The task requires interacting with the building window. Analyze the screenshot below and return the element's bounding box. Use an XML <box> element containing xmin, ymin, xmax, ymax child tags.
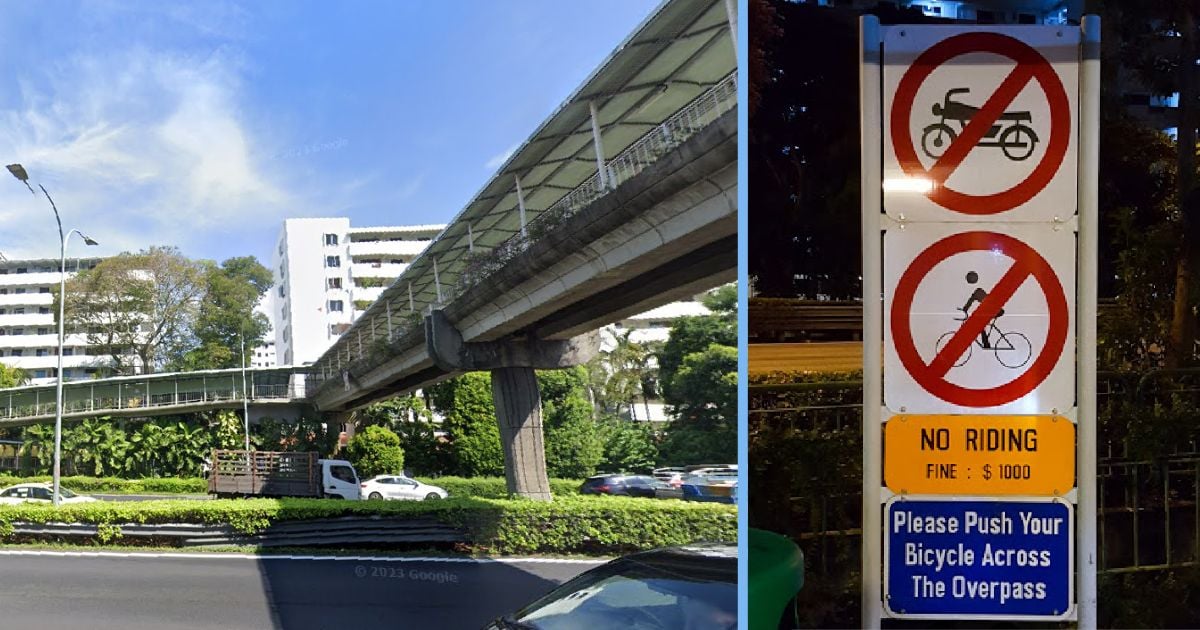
<box><xmin>38</xmin><ymin>307</ymin><xmax>48</xmax><ymax>315</ymax></box>
<box><xmin>36</xmin><ymin>349</ymin><xmax>47</xmax><ymax>357</ymax></box>
<box><xmin>37</xmin><ymin>328</ymin><xmax>47</xmax><ymax>335</ymax></box>
<box><xmin>63</xmin><ymin>348</ymin><xmax>74</xmax><ymax>356</ymax></box>
<box><xmin>14</xmin><ymin>288</ymin><xmax>24</xmax><ymax>294</ymax></box>
<box><xmin>328</xmin><ymin>300</ymin><xmax>344</xmax><ymax>312</ymax></box>
<box><xmin>13</xmin><ymin>308</ymin><xmax>22</xmax><ymax>315</ymax></box>
<box><xmin>327</xmin><ymin>278</ymin><xmax>342</xmax><ymax>289</ymax></box>
<box><xmin>278</xmin><ymin>285</ymin><xmax>286</xmax><ymax>298</ymax></box>
<box><xmin>324</xmin><ymin>234</ymin><xmax>339</xmax><ymax>246</ymax></box>
<box><xmin>15</xmin><ymin>268</ymin><xmax>25</xmax><ymax>274</ymax></box>
<box><xmin>11</xmin><ymin>349</ymin><xmax>23</xmax><ymax>357</ymax></box>
<box><xmin>38</xmin><ymin>287</ymin><xmax>49</xmax><ymax>294</ymax></box>
<box><xmin>33</xmin><ymin>369</ymin><xmax>45</xmax><ymax>379</ymax></box>
<box><xmin>326</xmin><ymin>256</ymin><xmax>341</xmax><ymax>268</ymax></box>
<box><xmin>0</xmin><ymin>309</ymin><xmax>5</xmax><ymax>315</ymax></box>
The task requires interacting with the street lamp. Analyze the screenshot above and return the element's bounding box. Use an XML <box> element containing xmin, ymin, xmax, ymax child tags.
<box><xmin>240</xmin><ymin>328</ymin><xmax>250</xmax><ymax>452</ymax></box>
<box><xmin>6</xmin><ymin>164</ymin><xmax>98</xmax><ymax>507</ymax></box>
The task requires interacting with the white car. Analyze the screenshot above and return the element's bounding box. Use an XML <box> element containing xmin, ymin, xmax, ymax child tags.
<box><xmin>0</xmin><ymin>483</ymin><xmax>97</xmax><ymax>505</ymax></box>
<box><xmin>360</xmin><ymin>475</ymin><xmax>448</xmax><ymax>501</ymax></box>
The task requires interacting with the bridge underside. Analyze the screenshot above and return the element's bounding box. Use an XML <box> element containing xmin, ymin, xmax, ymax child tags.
<box><xmin>313</xmin><ymin>109</ymin><xmax>737</xmax><ymax>413</ymax></box>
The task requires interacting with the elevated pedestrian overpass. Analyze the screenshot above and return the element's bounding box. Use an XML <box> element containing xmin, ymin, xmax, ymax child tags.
<box><xmin>0</xmin><ymin>367</ymin><xmax>307</xmax><ymax>427</ymax></box>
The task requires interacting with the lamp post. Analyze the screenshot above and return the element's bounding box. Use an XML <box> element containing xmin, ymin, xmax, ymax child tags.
<box><xmin>240</xmin><ymin>329</ymin><xmax>250</xmax><ymax>452</ymax></box>
<box><xmin>6</xmin><ymin>164</ymin><xmax>98</xmax><ymax>507</ymax></box>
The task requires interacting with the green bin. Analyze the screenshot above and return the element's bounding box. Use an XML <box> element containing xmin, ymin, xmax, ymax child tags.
<box><xmin>748</xmin><ymin>528</ymin><xmax>804</xmax><ymax>630</ymax></box>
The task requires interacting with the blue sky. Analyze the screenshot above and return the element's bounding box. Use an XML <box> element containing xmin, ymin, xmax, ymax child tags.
<box><xmin>0</xmin><ymin>0</ymin><xmax>659</xmax><ymax>264</ymax></box>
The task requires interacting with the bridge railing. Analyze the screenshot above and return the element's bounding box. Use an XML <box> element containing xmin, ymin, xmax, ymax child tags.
<box><xmin>0</xmin><ymin>383</ymin><xmax>302</xmax><ymax>423</ymax></box>
<box><xmin>457</xmin><ymin>72</ymin><xmax>737</xmax><ymax>294</ymax></box>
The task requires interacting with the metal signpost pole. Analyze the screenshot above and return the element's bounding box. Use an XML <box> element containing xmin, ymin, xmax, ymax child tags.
<box><xmin>1077</xmin><ymin>14</ymin><xmax>1101</xmax><ymax>630</ymax></box>
<box><xmin>859</xmin><ymin>15</ymin><xmax>884</xmax><ymax>629</ymax></box>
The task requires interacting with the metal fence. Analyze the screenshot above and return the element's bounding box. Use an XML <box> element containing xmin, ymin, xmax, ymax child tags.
<box><xmin>749</xmin><ymin>369</ymin><xmax>1200</xmax><ymax>577</ymax></box>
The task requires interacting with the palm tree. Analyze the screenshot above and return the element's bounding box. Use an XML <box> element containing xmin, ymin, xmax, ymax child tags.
<box><xmin>160</xmin><ymin>422</ymin><xmax>210</xmax><ymax>477</ymax></box>
<box><xmin>127</xmin><ymin>422</ymin><xmax>170</xmax><ymax>477</ymax></box>
<box><xmin>18</xmin><ymin>423</ymin><xmax>55</xmax><ymax>474</ymax></box>
<box><xmin>66</xmin><ymin>418</ymin><xmax>129</xmax><ymax>477</ymax></box>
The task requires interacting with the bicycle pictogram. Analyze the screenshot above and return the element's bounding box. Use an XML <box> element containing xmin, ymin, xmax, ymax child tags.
<box><xmin>933</xmin><ymin>270</ymin><xmax>1032</xmax><ymax>369</ymax></box>
<box><xmin>921</xmin><ymin>88</ymin><xmax>1039</xmax><ymax>162</ymax></box>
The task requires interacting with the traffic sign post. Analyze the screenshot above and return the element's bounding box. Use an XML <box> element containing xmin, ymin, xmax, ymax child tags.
<box><xmin>862</xmin><ymin>18</ymin><xmax>1098</xmax><ymax>628</ymax></box>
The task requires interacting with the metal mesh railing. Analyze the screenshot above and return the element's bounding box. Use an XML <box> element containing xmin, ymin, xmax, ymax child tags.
<box><xmin>457</xmin><ymin>72</ymin><xmax>738</xmax><ymax>291</ymax></box>
<box><xmin>749</xmin><ymin>370</ymin><xmax>1200</xmax><ymax>577</ymax></box>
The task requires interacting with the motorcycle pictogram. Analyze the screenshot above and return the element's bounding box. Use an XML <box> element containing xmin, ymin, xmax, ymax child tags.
<box><xmin>921</xmin><ymin>88</ymin><xmax>1039</xmax><ymax>162</ymax></box>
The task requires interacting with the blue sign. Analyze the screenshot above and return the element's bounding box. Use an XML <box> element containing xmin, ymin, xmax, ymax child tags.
<box><xmin>885</xmin><ymin>498</ymin><xmax>1072</xmax><ymax>619</ymax></box>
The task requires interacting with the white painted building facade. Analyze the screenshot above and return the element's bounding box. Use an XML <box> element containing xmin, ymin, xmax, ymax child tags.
<box><xmin>271</xmin><ymin>219</ymin><xmax>444</xmax><ymax>367</ymax></box>
<box><xmin>0</xmin><ymin>257</ymin><xmax>109</xmax><ymax>384</ymax></box>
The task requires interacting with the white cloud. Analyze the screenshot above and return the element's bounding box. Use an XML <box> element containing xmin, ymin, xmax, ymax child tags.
<box><xmin>484</xmin><ymin>143</ymin><xmax>519</xmax><ymax>171</ymax></box>
<box><xmin>0</xmin><ymin>45</ymin><xmax>289</xmax><ymax>261</ymax></box>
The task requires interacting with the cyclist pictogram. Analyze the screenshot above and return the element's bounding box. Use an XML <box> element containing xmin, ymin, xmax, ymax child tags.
<box><xmin>888</xmin><ymin>230</ymin><xmax>1070</xmax><ymax>408</ymax></box>
<box><xmin>933</xmin><ymin>270</ymin><xmax>1032</xmax><ymax>369</ymax></box>
<box><xmin>922</xmin><ymin>88</ymin><xmax>1039</xmax><ymax>162</ymax></box>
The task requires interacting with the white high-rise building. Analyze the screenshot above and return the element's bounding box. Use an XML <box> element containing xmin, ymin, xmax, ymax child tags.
<box><xmin>271</xmin><ymin>218</ymin><xmax>445</xmax><ymax>367</ymax></box>
<box><xmin>0</xmin><ymin>257</ymin><xmax>109</xmax><ymax>384</ymax></box>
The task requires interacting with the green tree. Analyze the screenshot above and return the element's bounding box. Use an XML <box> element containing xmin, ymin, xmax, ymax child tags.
<box><xmin>177</xmin><ymin>256</ymin><xmax>273</xmax><ymax>370</ymax></box>
<box><xmin>346</xmin><ymin>425</ymin><xmax>405</xmax><ymax>478</ymax></box>
<box><xmin>126</xmin><ymin>422</ymin><xmax>172</xmax><ymax>476</ymax></box>
<box><xmin>659</xmin><ymin>344</ymin><xmax>738</xmax><ymax>465</ymax></box>
<box><xmin>700</xmin><ymin>284</ymin><xmax>737</xmax><ymax>315</ymax></box>
<box><xmin>65</xmin><ymin>418</ymin><xmax>129</xmax><ymax>477</ymax></box>
<box><xmin>588</xmin><ymin>330</ymin><xmax>658</xmax><ymax>421</ymax></box>
<box><xmin>428</xmin><ymin>372</ymin><xmax>504</xmax><ymax>477</ymax></box>
<box><xmin>361</xmin><ymin>396</ymin><xmax>447</xmax><ymax>476</ymax></box>
<box><xmin>392</xmin><ymin>418</ymin><xmax>448</xmax><ymax>476</ymax></box>
<box><xmin>19</xmin><ymin>423</ymin><xmax>55</xmax><ymax>474</ymax></box>
<box><xmin>159</xmin><ymin>421</ymin><xmax>211</xmax><ymax>477</ymax></box>
<box><xmin>597</xmin><ymin>418</ymin><xmax>658</xmax><ymax>474</ymax></box>
<box><xmin>63</xmin><ymin>246</ymin><xmax>207</xmax><ymax>374</ymax></box>
<box><xmin>210</xmin><ymin>409</ymin><xmax>246</xmax><ymax>450</ymax></box>
<box><xmin>658</xmin><ymin>314</ymin><xmax>735</xmax><ymax>409</ymax></box>
<box><xmin>0</xmin><ymin>362</ymin><xmax>28</xmax><ymax>388</ymax></box>
<box><xmin>539</xmin><ymin>368</ymin><xmax>603</xmax><ymax>479</ymax></box>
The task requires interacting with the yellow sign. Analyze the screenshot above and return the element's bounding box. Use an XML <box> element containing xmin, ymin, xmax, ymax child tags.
<box><xmin>884</xmin><ymin>415</ymin><xmax>1074</xmax><ymax>496</ymax></box>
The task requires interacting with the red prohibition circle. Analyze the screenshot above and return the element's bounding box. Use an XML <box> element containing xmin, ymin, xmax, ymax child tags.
<box><xmin>890</xmin><ymin>231</ymin><xmax>1068</xmax><ymax>407</ymax></box>
<box><xmin>891</xmin><ymin>32</ymin><xmax>1071</xmax><ymax>215</ymax></box>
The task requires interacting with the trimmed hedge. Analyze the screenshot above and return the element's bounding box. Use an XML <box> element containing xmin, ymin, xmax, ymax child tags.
<box><xmin>0</xmin><ymin>495</ymin><xmax>736</xmax><ymax>554</ymax></box>
<box><xmin>0</xmin><ymin>476</ymin><xmax>584</xmax><ymax>498</ymax></box>
<box><xmin>418</xmin><ymin>476</ymin><xmax>582</xmax><ymax>499</ymax></box>
<box><xmin>0</xmin><ymin>476</ymin><xmax>207</xmax><ymax>495</ymax></box>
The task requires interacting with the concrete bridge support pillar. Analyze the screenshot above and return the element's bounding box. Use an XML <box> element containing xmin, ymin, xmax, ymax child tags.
<box><xmin>427</xmin><ymin>310</ymin><xmax>598</xmax><ymax>501</ymax></box>
<box><xmin>490</xmin><ymin>367</ymin><xmax>551</xmax><ymax>501</ymax></box>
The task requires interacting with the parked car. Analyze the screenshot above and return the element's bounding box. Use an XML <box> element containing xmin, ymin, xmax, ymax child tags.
<box><xmin>580</xmin><ymin>474</ymin><xmax>663</xmax><ymax>498</ymax></box>
<box><xmin>0</xmin><ymin>483</ymin><xmax>97</xmax><ymax>505</ymax></box>
<box><xmin>652</xmin><ymin>467</ymin><xmax>687</xmax><ymax>487</ymax></box>
<box><xmin>360</xmin><ymin>475</ymin><xmax>447</xmax><ymax>501</ymax></box>
<box><xmin>485</xmin><ymin>543</ymin><xmax>737</xmax><ymax>629</ymax></box>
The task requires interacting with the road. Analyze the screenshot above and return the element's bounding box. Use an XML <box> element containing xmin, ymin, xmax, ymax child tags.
<box><xmin>748</xmin><ymin>342</ymin><xmax>863</xmax><ymax>374</ymax></box>
<box><xmin>0</xmin><ymin>551</ymin><xmax>600</xmax><ymax>629</ymax></box>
